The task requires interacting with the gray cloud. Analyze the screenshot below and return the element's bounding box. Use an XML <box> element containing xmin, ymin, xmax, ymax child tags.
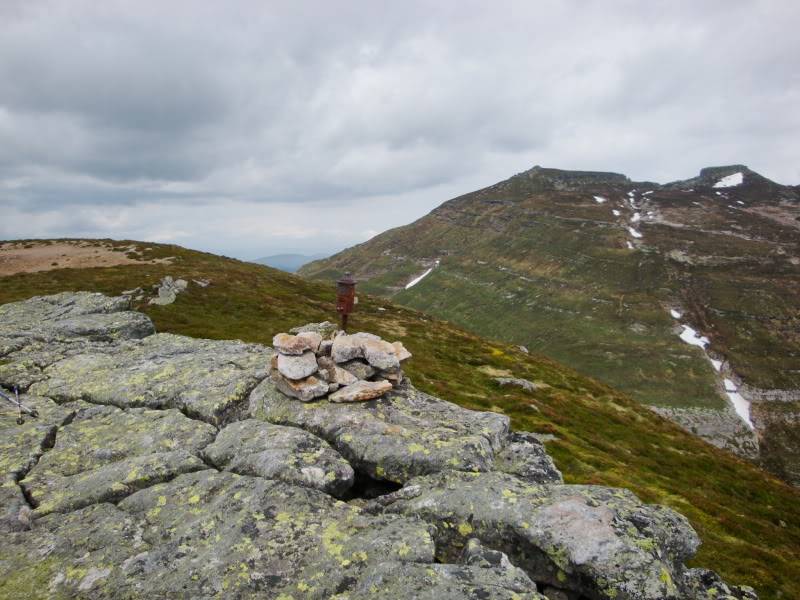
<box><xmin>1</xmin><ymin>0</ymin><xmax>798</xmax><ymax>257</ymax></box>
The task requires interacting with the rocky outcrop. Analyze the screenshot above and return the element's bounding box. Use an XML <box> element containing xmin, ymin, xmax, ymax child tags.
<box><xmin>0</xmin><ymin>292</ymin><xmax>757</xmax><ymax>599</ymax></box>
<box><xmin>149</xmin><ymin>275</ymin><xmax>188</xmax><ymax>305</ymax></box>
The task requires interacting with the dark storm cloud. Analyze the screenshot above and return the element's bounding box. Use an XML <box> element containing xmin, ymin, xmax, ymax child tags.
<box><xmin>1</xmin><ymin>0</ymin><xmax>798</xmax><ymax>256</ymax></box>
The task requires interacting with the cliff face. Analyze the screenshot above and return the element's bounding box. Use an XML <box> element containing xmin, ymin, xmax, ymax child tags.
<box><xmin>0</xmin><ymin>292</ymin><xmax>756</xmax><ymax>599</ymax></box>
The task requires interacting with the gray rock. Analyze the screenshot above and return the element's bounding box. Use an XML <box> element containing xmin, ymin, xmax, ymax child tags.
<box><xmin>496</xmin><ymin>377</ymin><xmax>543</xmax><ymax>392</ymax></box>
<box><xmin>290</xmin><ymin>321</ymin><xmax>338</xmax><ymax>337</ymax></box>
<box><xmin>340</xmin><ymin>558</ymin><xmax>544</xmax><ymax>599</ymax></box>
<box><xmin>329</xmin><ymin>380</ymin><xmax>393</xmax><ymax>403</ymax></box>
<box><xmin>0</xmin><ymin>503</ymin><xmax>151</xmax><ymax>598</ymax></box>
<box><xmin>22</xmin><ymin>405</ymin><xmax>214</xmax><ymax>515</ymax></box>
<box><xmin>0</xmin><ymin>292</ymin><xmax>154</xmax><ymax>347</ymax></box>
<box><xmin>203</xmin><ymin>419</ymin><xmax>354</xmax><ymax>497</ymax></box>
<box><xmin>339</xmin><ymin>359</ymin><xmax>377</xmax><ymax>380</ymax></box>
<box><xmin>683</xmin><ymin>568</ymin><xmax>758</xmax><ymax>600</ymax></box>
<box><xmin>392</xmin><ymin>340</ymin><xmax>413</xmax><ymax>362</ymax></box>
<box><xmin>318</xmin><ymin>339</ymin><xmax>333</xmax><ymax>356</ymax></box>
<box><xmin>317</xmin><ymin>356</ymin><xmax>359</xmax><ymax>385</ymax></box>
<box><xmin>273</xmin><ymin>332</ymin><xmax>322</xmax><ymax>355</ymax></box>
<box><xmin>0</xmin><ymin>392</ymin><xmax>85</xmax><ymax>532</ymax></box>
<box><xmin>149</xmin><ymin>276</ymin><xmax>188</xmax><ymax>306</ymax></box>
<box><xmin>117</xmin><ymin>470</ymin><xmax>437</xmax><ymax>599</ymax></box>
<box><xmin>249</xmin><ymin>379</ymin><xmax>509</xmax><ymax>483</ymax></box>
<box><xmin>277</xmin><ymin>350</ymin><xmax>318</xmax><ymax>379</ymax></box>
<box><xmin>374</xmin><ymin>470</ymin><xmax>702</xmax><ymax>600</ymax></box>
<box><xmin>361</xmin><ymin>336</ymin><xmax>400</xmax><ymax>370</ymax></box>
<box><xmin>29</xmin><ymin>333</ymin><xmax>270</xmax><ymax>425</ymax></box>
<box><xmin>0</xmin><ymin>478</ymin><xmax>31</xmax><ymax>533</ymax></box>
<box><xmin>0</xmin><ymin>393</ymin><xmax>78</xmax><ymax>480</ymax></box>
<box><xmin>494</xmin><ymin>431</ymin><xmax>563</xmax><ymax>484</ymax></box>
<box><xmin>331</xmin><ymin>332</ymin><xmax>370</xmax><ymax>363</ymax></box>
<box><xmin>271</xmin><ymin>372</ymin><xmax>329</xmax><ymax>402</ymax></box>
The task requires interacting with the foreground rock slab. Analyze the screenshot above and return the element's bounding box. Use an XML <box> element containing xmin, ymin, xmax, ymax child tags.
<box><xmin>373</xmin><ymin>471</ymin><xmax>701</xmax><ymax>600</ymax></box>
<box><xmin>22</xmin><ymin>404</ymin><xmax>214</xmax><ymax>516</ymax></box>
<box><xmin>204</xmin><ymin>418</ymin><xmax>355</xmax><ymax>497</ymax></box>
<box><xmin>0</xmin><ymin>292</ymin><xmax>155</xmax><ymax>390</ymax></box>
<box><xmin>29</xmin><ymin>333</ymin><xmax>270</xmax><ymax>425</ymax></box>
<box><xmin>249</xmin><ymin>379</ymin><xmax>509</xmax><ymax>483</ymax></box>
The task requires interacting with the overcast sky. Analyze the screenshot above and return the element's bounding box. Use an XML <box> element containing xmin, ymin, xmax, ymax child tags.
<box><xmin>1</xmin><ymin>1</ymin><xmax>798</xmax><ymax>259</ymax></box>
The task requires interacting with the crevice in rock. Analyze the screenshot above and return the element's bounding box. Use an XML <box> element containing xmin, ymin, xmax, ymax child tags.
<box><xmin>341</xmin><ymin>468</ymin><xmax>403</xmax><ymax>501</ymax></box>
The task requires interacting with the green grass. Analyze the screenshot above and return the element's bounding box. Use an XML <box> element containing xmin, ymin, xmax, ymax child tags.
<box><xmin>1</xmin><ymin>239</ymin><xmax>799</xmax><ymax>599</ymax></box>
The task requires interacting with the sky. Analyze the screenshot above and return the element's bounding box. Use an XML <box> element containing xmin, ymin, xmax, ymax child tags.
<box><xmin>1</xmin><ymin>1</ymin><xmax>799</xmax><ymax>260</ymax></box>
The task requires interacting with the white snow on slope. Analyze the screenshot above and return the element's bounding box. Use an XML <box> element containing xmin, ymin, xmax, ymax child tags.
<box><xmin>626</xmin><ymin>241</ymin><xmax>634</xmax><ymax>250</ymax></box>
<box><xmin>713</xmin><ymin>172</ymin><xmax>743</xmax><ymax>188</ymax></box>
<box><xmin>627</xmin><ymin>227</ymin><xmax>643</xmax><ymax>239</ymax></box>
<box><xmin>727</xmin><ymin>391</ymin><xmax>753</xmax><ymax>429</ymax></box>
<box><xmin>724</xmin><ymin>378</ymin><xmax>737</xmax><ymax>392</ymax></box>
<box><xmin>612</xmin><ymin>209</ymin><xmax>620</xmax><ymax>216</ymax></box>
<box><xmin>670</xmin><ymin>309</ymin><xmax>682</xmax><ymax>319</ymax></box>
<box><xmin>679</xmin><ymin>325</ymin><xmax>709</xmax><ymax>348</ymax></box>
<box><xmin>631</xmin><ymin>212</ymin><xmax>641</xmax><ymax>223</ymax></box>
<box><xmin>710</xmin><ymin>358</ymin><xmax>722</xmax><ymax>372</ymax></box>
<box><xmin>736</xmin><ymin>200</ymin><xmax>745</xmax><ymax>205</ymax></box>
<box><xmin>405</xmin><ymin>268</ymin><xmax>433</xmax><ymax>289</ymax></box>
<box><xmin>643</xmin><ymin>191</ymin><xmax>653</xmax><ymax>196</ymax></box>
<box><xmin>593</xmin><ymin>196</ymin><xmax>607</xmax><ymax>204</ymax></box>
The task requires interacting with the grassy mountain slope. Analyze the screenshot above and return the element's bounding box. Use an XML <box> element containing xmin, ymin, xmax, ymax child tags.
<box><xmin>0</xmin><ymin>238</ymin><xmax>798</xmax><ymax>598</ymax></box>
<box><xmin>300</xmin><ymin>165</ymin><xmax>800</xmax><ymax>483</ymax></box>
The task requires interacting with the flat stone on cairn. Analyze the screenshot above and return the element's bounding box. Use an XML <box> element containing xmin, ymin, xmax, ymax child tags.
<box><xmin>270</xmin><ymin>327</ymin><xmax>412</xmax><ymax>403</ymax></box>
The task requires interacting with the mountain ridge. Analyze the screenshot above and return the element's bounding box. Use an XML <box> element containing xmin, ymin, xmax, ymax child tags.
<box><xmin>299</xmin><ymin>163</ymin><xmax>800</xmax><ymax>486</ymax></box>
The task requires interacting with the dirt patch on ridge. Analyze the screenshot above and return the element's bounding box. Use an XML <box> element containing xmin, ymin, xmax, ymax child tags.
<box><xmin>0</xmin><ymin>240</ymin><xmax>173</xmax><ymax>276</ymax></box>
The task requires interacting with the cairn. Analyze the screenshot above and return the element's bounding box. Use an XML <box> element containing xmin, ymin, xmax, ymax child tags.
<box><xmin>270</xmin><ymin>324</ymin><xmax>412</xmax><ymax>403</ymax></box>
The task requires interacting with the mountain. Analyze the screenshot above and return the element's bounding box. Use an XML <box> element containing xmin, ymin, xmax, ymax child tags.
<box><xmin>253</xmin><ymin>252</ymin><xmax>327</xmax><ymax>273</ymax></box>
<box><xmin>0</xmin><ymin>238</ymin><xmax>798</xmax><ymax>597</ymax></box>
<box><xmin>299</xmin><ymin>165</ymin><xmax>800</xmax><ymax>486</ymax></box>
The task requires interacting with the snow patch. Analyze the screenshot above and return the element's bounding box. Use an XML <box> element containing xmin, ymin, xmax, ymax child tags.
<box><xmin>612</xmin><ymin>209</ymin><xmax>620</xmax><ymax>217</ymax></box>
<box><xmin>593</xmin><ymin>196</ymin><xmax>607</xmax><ymax>204</ymax></box>
<box><xmin>670</xmin><ymin>309</ymin><xmax>682</xmax><ymax>319</ymax></box>
<box><xmin>710</xmin><ymin>358</ymin><xmax>723</xmax><ymax>372</ymax></box>
<box><xmin>727</xmin><ymin>391</ymin><xmax>753</xmax><ymax>429</ymax></box>
<box><xmin>679</xmin><ymin>325</ymin><xmax>709</xmax><ymax>349</ymax></box>
<box><xmin>724</xmin><ymin>378</ymin><xmax>737</xmax><ymax>392</ymax></box>
<box><xmin>405</xmin><ymin>265</ymin><xmax>435</xmax><ymax>289</ymax></box>
<box><xmin>631</xmin><ymin>212</ymin><xmax>641</xmax><ymax>223</ymax></box>
<box><xmin>627</xmin><ymin>227</ymin><xmax>643</xmax><ymax>239</ymax></box>
<box><xmin>626</xmin><ymin>241</ymin><xmax>634</xmax><ymax>250</ymax></box>
<box><xmin>736</xmin><ymin>200</ymin><xmax>745</xmax><ymax>205</ymax></box>
<box><xmin>713</xmin><ymin>172</ymin><xmax>743</xmax><ymax>188</ymax></box>
<box><xmin>643</xmin><ymin>191</ymin><xmax>653</xmax><ymax>196</ymax></box>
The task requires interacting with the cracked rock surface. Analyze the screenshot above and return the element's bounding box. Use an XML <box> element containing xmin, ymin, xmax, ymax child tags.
<box><xmin>29</xmin><ymin>333</ymin><xmax>270</xmax><ymax>425</ymax></box>
<box><xmin>249</xmin><ymin>377</ymin><xmax>510</xmax><ymax>483</ymax></box>
<box><xmin>204</xmin><ymin>418</ymin><xmax>355</xmax><ymax>497</ymax></box>
<box><xmin>23</xmin><ymin>404</ymin><xmax>215</xmax><ymax>516</ymax></box>
<box><xmin>0</xmin><ymin>292</ymin><xmax>757</xmax><ymax>599</ymax></box>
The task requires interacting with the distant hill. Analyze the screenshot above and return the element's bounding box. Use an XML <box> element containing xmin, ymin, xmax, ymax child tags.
<box><xmin>253</xmin><ymin>253</ymin><xmax>327</xmax><ymax>273</ymax></box>
<box><xmin>300</xmin><ymin>164</ymin><xmax>800</xmax><ymax>486</ymax></box>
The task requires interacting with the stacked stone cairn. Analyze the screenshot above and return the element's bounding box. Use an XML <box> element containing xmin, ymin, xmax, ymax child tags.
<box><xmin>271</xmin><ymin>325</ymin><xmax>412</xmax><ymax>403</ymax></box>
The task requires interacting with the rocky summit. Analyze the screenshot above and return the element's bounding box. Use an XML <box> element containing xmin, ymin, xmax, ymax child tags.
<box><xmin>0</xmin><ymin>292</ymin><xmax>757</xmax><ymax>599</ymax></box>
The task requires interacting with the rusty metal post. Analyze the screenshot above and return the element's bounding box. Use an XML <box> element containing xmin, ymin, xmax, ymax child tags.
<box><xmin>336</xmin><ymin>272</ymin><xmax>357</xmax><ymax>332</ymax></box>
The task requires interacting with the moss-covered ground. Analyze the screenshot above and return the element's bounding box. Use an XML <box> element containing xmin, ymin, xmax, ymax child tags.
<box><xmin>1</xmin><ymin>238</ymin><xmax>798</xmax><ymax>599</ymax></box>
